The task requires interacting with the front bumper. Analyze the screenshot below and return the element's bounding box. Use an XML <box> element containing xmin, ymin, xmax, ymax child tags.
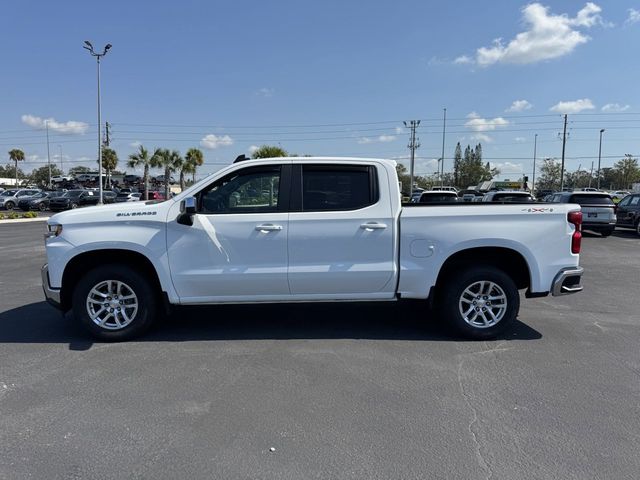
<box><xmin>41</xmin><ymin>264</ymin><xmax>62</xmax><ymax>309</ymax></box>
<box><xmin>551</xmin><ymin>266</ymin><xmax>584</xmax><ymax>296</ymax></box>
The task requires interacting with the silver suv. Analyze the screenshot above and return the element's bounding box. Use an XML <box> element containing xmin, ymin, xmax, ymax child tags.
<box><xmin>0</xmin><ymin>189</ymin><xmax>42</xmax><ymax>210</ymax></box>
<box><xmin>549</xmin><ymin>192</ymin><xmax>616</xmax><ymax>237</ymax></box>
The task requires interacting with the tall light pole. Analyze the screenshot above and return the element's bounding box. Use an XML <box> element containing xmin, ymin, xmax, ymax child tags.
<box><xmin>440</xmin><ymin>108</ymin><xmax>446</xmax><ymax>186</ymax></box>
<box><xmin>532</xmin><ymin>133</ymin><xmax>537</xmax><ymax>193</ymax></box>
<box><xmin>403</xmin><ymin>120</ymin><xmax>420</xmax><ymax>196</ymax></box>
<box><xmin>83</xmin><ymin>40</ymin><xmax>111</xmax><ymax>205</ymax></box>
<box><xmin>58</xmin><ymin>145</ymin><xmax>63</xmax><ymax>173</ymax></box>
<box><xmin>597</xmin><ymin>128</ymin><xmax>605</xmax><ymax>190</ymax></box>
<box><xmin>45</xmin><ymin>120</ymin><xmax>52</xmax><ymax>189</ymax></box>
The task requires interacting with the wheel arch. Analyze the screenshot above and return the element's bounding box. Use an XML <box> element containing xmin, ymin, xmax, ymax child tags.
<box><xmin>60</xmin><ymin>249</ymin><xmax>164</xmax><ymax>311</ymax></box>
<box><xmin>435</xmin><ymin>246</ymin><xmax>531</xmax><ymax>293</ymax></box>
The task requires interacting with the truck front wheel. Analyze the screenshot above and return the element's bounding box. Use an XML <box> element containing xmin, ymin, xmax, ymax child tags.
<box><xmin>440</xmin><ymin>265</ymin><xmax>519</xmax><ymax>339</ymax></box>
<box><xmin>72</xmin><ymin>264</ymin><xmax>157</xmax><ymax>341</ymax></box>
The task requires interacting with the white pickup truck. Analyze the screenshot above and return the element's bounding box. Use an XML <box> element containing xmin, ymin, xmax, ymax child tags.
<box><xmin>42</xmin><ymin>157</ymin><xmax>584</xmax><ymax>340</ymax></box>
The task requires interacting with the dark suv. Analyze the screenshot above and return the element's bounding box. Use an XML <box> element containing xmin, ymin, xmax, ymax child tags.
<box><xmin>550</xmin><ymin>191</ymin><xmax>616</xmax><ymax>236</ymax></box>
<box><xmin>615</xmin><ymin>193</ymin><xmax>640</xmax><ymax>236</ymax></box>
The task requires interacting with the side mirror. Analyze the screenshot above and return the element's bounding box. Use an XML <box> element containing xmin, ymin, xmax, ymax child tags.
<box><xmin>177</xmin><ymin>196</ymin><xmax>197</xmax><ymax>226</ymax></box>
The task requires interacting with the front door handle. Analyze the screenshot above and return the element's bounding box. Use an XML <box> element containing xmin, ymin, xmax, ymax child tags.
<box><xmin>360</xmin><ymin>222</ymin><xmax>387</xmax><ymax>231</ymax></box>
<box><xmin>255</xmin><ymin>224</ymin><xmax>283</xmax><ymax>232</ymax></box>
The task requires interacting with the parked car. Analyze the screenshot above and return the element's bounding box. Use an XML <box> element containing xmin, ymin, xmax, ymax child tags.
<box><xmin>51</xmin><ymin>175</ymin><xmax>74</xmax><ymax>183</ymax></box>
<box><xmin>18</xmin><ymin>192</ymin><xmax>54</xmax><ymax>211</ymax></box>
<box><xmin>610</xmin><ymin>190</ymin><xmax>630</xmax><ymax>201</ymax></box>
<box><xmin>550</xmin><ymin>191</ymin><xmax>616</xmax><ymax>236</ymax></box>
<box><xmin>0</xmin><ymin>189</ymin><xmax>42</xmax><ymax>210</ymax></box>
<box><xmin>482</xmin><ymin>191</ymin><xmax>536</xmax><ymax>203</ymax></box>
<box><xmin>431</xmin><ymin>186</ymin><xmax>458</xmax><ymax>193</ymax></box>
<box><xmin>115</xmin><ymin>192</ymin><xmax>142</xmax><ymax>202</ymax></box>
<box><xmin>155</xmin><ymin>174</ymin><xmax>176</xmax><ymax>184</ymax></box>
<box><xmin>614</xmin><ymin>193</ymin><xmax>640</xmax><ymax>236</ymax></box>
<box><xmin>49</xmin><ymin>190</ymin><xmax>100</xmax><ymax>212</ymax></box>
<box><xmin>42</xmin><ymin>157</ymin><xmax>584</xmax><ymax>341</ymax></box>
<box><xmin>124</xmin><ymin>174</ymin><xmax>142</xmax><ymax>184</ymax></box>
<box><xmin>411</xmin><ymin>191</ymin><xmax>459</xmax><ymax>203</ymax></box>
<box><xmin>139</xmin><ymin>190</ymin><xmax>166</xmax><ymax>201</ymax></box>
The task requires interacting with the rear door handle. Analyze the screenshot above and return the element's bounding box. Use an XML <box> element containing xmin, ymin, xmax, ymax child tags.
<box><xmin>255</xmin><ymin>224</ymin><xmax>283</xmax><ymax>232</ymax></box>
<box><xmin>360</xmin><ymin>222</ymin><xmax>387</xmax><ymax>231</ymax></box>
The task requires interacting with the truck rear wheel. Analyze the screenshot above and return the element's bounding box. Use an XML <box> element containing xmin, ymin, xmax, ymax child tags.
<box><xmin>72</xmin><ymin>264</ymin><xmax>157</xmax><ymax>341</ymax></box>
<box><xmin>440</xmin><ymin>265</ymin><xmax>519</xmax><ymax>339</ymax></box>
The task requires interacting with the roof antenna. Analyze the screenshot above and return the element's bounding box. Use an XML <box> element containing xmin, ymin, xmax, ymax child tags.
<box><xmin>234</xmin><ymin>154</ymin><xmax>250</xmax><ymax>163</ymax></box>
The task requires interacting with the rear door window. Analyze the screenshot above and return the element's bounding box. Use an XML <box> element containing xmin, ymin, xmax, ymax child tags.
<box><xmin>301</xmin><ymin>165</ymin><xmax>377</xmax><ymax>211</ymax></box>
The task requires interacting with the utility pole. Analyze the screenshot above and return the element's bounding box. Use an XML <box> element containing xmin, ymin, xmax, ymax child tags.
<box><xmin>58</xmin><ymin>145</ymin><xmax>63</xmax><ymax>174</ymax></box>
<box><xmin>46</xmin><ymin>120</ymin><xmax>51</xmax><ymax>189</ymax></box>
<box><xmin>103</xmin><ymin>121</ymin><xmax>111</xmax><ymax>188</ymax></box>
<box><xmin>597</xmin><ymin>128</ymin><xmax>605</xmax><ymax>190</ymax></box>
<box><xmin>589</xmin><ymin>161</ymin><xmax>594</xmax><ymax>188</ymax></box>
<box><xmin>403</xmin><ymin>120</ymin><xmax>420</xmax><ymax>196</ymax></box>
<box><xmin>560</xmin><ymin>114</ymin><xmax>568</xmax><ymax>191</ymax></box>
<box><xmin>532</xmin><ymin>133</ymin><xmax>537</xmax><ymax>193</ymax></box>
<box><xmin>440</xmin><ymin>108</ymin><xmax>446</xmax><ymax>186</ymax></box>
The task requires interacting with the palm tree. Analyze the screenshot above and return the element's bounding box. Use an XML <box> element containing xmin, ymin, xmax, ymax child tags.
<box><xmin>101</xmin><ymin>147</ymin><xmax>118</xmax><ymax>188</ymax></box>
<box><xmin>127</xmin><ymin>145</ymin><xmax>152</xmax><ymax>200</ymax></box>
<box><xmin>151</xmin><ymin>148</ymin><xmax>182</xmax><ymax>199</ymax></box>
<box><xmin>8</xmin><ymin>149</ymin><xmax>25</xmax><ymax>187</ymax></box>
<box><xmin>184</xmin><ymin>148</ymin><xmax>204</xmax><ymax>184</ymax></box>
<box><xmin>179</xmin><ymin>160</ymin><xmax>195</xmax><ymax>191</ymax></box>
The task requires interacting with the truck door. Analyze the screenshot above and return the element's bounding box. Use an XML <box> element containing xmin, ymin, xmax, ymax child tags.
<box><xmin>167</xmin><ymin>164</ymin><xmax>291</xmax><ymax>302</ymax></box>
<box><xmin>287</xmin><ymin>163</ymin><xmax>396</xmax><ymax>298</ymax></box>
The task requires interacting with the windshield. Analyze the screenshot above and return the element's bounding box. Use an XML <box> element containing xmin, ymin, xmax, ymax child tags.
<box><xmin>1</xmin><ymin>190</ymin><xmax>17</xmax><ymax>196</ymax></box>
<box><xmin>569</xmin><ymin>194</ymin><xmax>614</xmax><ymax>206</ymax></box>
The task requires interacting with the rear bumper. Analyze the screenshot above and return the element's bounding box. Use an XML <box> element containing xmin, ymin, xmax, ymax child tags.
<box><xmin>41</xmin><ymin>264</ymin><xmax>62</xmax><ymax>309</ymax></box>
<box><xmin>551</xmin><ymin>266</ymin><xmax>584</xmax><ymax>296</ymax></box>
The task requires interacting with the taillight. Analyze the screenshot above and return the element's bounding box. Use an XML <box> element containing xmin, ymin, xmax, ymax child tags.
<box><xmin>568</xmin><ymin>211</ymin><xmax>582</xmax><ymax>254</ymax></box>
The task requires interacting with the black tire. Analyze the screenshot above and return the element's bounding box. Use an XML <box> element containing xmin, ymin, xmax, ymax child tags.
<box><xmin>439</xmin><ymin>265</ymin><xmax>520</xmax><ymax>340</ymax></box>
<box><xmin>70</xmin><ymin>203</ymin><xmax>78</xmax><ymax>209</ymax></box>
<box><xmin>39</xmin><ymin>203</ymin><xmax>47</xmax><ymax>211</ymax></box>
<box><xmin>5</xmin><ymin>201</ymin><xmax>15</xmax><ymax>210</ymax></box>
<box><xmin>601</xmin><ymin>228</ymin><xmax>614</xmax><ymax>237</ymax></box>
<box><xmin>72</xmin><ymin>264</ymin><xmax>158</xmax><ymax>341</ymax></box>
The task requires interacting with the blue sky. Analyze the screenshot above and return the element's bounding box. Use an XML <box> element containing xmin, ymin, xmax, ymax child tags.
<box><xmin>2</xmin><ymin>1</ymin><xmax>640</xmax><ymax>180</ymax></box>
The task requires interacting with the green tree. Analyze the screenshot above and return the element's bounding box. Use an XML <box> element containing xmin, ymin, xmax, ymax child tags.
<box><xmin>457</xmin><ymin>143</ymin><xmax>494</xmax><ymax>188</ymax></box>
<box><xmin>184</xmin><ymin>147</ymin><xmax>204</xmax><ymax>185</ymax></box>
<box><xmin>537</xmin><ymin>158</ymin><xmax>562</xmax><ymax>191</ymax></box>
<box><xmin>251</xmin><ymin>145</ymin><xmax>288</xmax><ymax>159</ymax></box>
<box><xmin>127</xmin><ymin>145</ymin><xmax>153</xmax><ymax>200</ymax></box>
<box><xmin>0</xmin><ymin>163</ymin><xmax>26</xmax><ymax>182</ymax></box>
<box><xmin>101</xmin><ymin>147</ymin><xmax>118</xmax><ymax>188</ymax></box>
<box><xmin>31</xmin><ymin>165</ymin><xmax>62</xmax><ymax>188</ymax></box>
<box><xmin>611</xmin><ymin>154</ymin><xmax>640</xmax><ymax>189</ymax></box>
<box><xmin>8</xmin><ymin>149</ymin><xmax>25</xmax><ymax>187</ymax></box>
<box><xmin>453</xmin><ymin>142</ymin><xmax>462</xmax><ymax>187</ymax></box>
<box><xmin>151</xmin><ymin>148</ymin><xmax>183</xmax><ymax>198</ymax></box>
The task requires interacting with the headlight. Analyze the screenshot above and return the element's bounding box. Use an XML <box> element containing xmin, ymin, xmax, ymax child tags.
<box><xmin>45</xmin><ymin>224</ymin><xmax>63</xmax><ymax>238</ymax></box>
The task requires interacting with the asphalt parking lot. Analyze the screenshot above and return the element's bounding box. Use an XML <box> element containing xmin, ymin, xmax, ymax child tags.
<box><xmin>1</xmin><ymin>222</ymin><xmax>639</xmax><ymax>480</ymax></box>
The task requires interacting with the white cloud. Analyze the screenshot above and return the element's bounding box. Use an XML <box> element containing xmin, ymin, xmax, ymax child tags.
<box><xmin>601</xmin><ymin>103</ymin><xmax>630</xmax><ymax>112</ymax></box>
<box><xmin>21</xmin><ymin>114</ymin><xmax>88</xmax><ymax>134</ymax></box>
<box><xmin>491</xmin><ymin>162</ymin><xmax>524</xmax><ymax>174</ymax></box>
<box><xmin>248</xmin><ymin>145</ymin><xmax>259</xmax><ymax>154</ymax></box>
<box><xmin>465</xmin><ymin>112</ymin><xmax>509</xmax><ymax>132</ymax></box>
<box><xmin>130</xmin><ymin>141</ymin><xmax>142</xmax><ymax>148</ymax></box>
<box><xmin>256</xmin><ymin>87</ymin><xmax>275</xmax><ymax>97</ymax></box>
<box><xmin>395</xmin><ymin>126</ymin><xmax>404</xmax><ymax>134</ymax></box>
<box><xmin>454</xmin><ymin>55</ymin><xmax>473</xmax><ymax>65</ymax></box>
<box><xmin>626</xmin><ymin>8</ymin><xmax>640</xmax><ymax>25</ymax></box>
<box><xmin>27</xmin><ymin>155</ymin><xmax>41</xmax><ymax>162</ymax></box>
<box><xmin>514</xmin><ymin>137</ymin><xmax>527</xmax><ymax>143</ymax></box>
<box><xmin>506</xmin><ymin>100</ymin><xmax>533</xmax><ymax>112</ymax></box>
<box><xmin>549</xmin><ymin>98</ymin><xmax>595</xmax><ymax>113</ymax></box>
<box><xmin>357</xmin><ymin>135</ymin><xmax>397</xmax><ymax>144</ymax></box>
<box><xmin>458</xmin><ymin>3</ymin><xmax>607</xmax><ymax>67</ymax></box>
<box><xmin>471</xmin><ymin>133</ymin><xmax>493</xmax><ymax>143</ymax></box>
<box><xmin>200</xmin><ymin>134</ymin><xmax>234</xmax><ymax>149</ymax></box>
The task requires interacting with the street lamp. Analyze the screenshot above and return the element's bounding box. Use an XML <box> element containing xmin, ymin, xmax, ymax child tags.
<box><xmin>597</xmin><ymin>129</ymin><xmax>605</xmax><ymax>190</ymax></box>
<box><xmin>58</xmin><ymin>145</ymin><xmax>63</xmax><ymax>173</ymax></box>
<box><xmin>83</xmin><ymin>41</ymin><xmax>111</xmax><ymax>204</ymax></box>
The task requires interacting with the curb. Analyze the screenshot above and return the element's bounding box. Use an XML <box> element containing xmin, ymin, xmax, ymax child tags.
<box><xmin>0</xmin><ymin>217</ymin><xmax>50</xmax><ymax>224</ymax></box>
